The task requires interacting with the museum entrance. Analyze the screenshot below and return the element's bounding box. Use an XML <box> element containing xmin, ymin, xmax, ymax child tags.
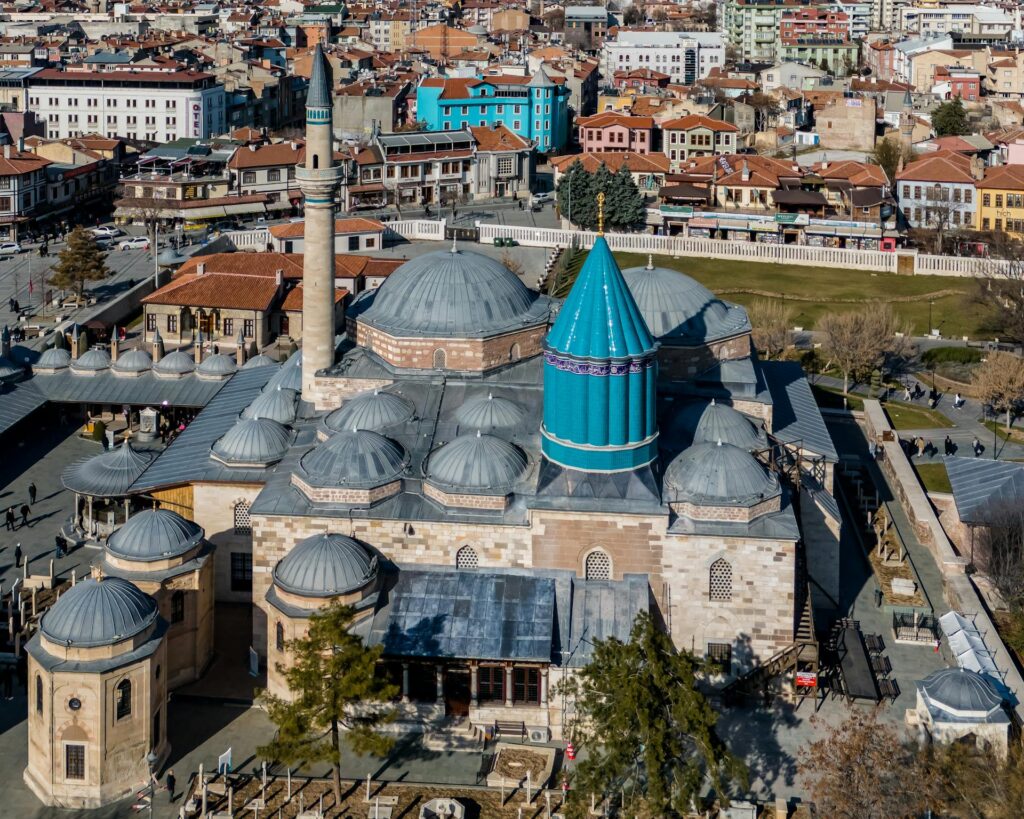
<box><xmin>444</xmin><ymin>666</ymin><xmax>470</xmax><ymax>716</ymax></box>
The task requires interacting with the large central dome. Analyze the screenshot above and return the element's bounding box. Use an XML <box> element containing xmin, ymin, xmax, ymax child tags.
<box><xmin>354</xmin><ymin>247</ymin><xmax>549</xmax><ymax>338</ymax></box>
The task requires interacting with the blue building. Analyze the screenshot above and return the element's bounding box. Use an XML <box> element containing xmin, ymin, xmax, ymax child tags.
<box><xmin>416</xmin><ymin>68</ymin><xmax>570</xmax><ymax>152</ymax></box>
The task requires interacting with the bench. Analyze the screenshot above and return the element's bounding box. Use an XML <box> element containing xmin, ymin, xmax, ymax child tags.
<box><xmin>878</xmin><ymin>678</ymin><xmax>900</xmax><ymax>703</ymax></box>
<box><xmin>494</xmin><ymin>720</ymin><xmax>526</xmax><ymax>740</ymax></box>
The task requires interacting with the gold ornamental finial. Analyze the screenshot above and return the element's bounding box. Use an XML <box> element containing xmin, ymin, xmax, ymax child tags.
<box><xmin>597</xmin><ymin>191</ymin><xmax>605</xmax><ymax>236</ymax></box>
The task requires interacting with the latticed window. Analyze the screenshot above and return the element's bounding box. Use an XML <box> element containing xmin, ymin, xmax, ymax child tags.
<box><xmin>707</xmin><ymin>642</ymin><xmax>732</xmax><ymax>670</ymax></box>
<box><xmin>709</xmin><ymin>559</ymin><xmax>732</xmax><ymax>601</ymax></box>
<box><xmin>276</xmin><ymin>622</ymin><xmax>285</xmax><ymax>652</ymax></box>
<box><xmin>233</xmin><ymin>501</ymin><xmax>251</xmax><ymax>535</ymax></box>
<box><xmin>115</xmin><ymin>680</ymin><xmax>131</xmax><ymax>720</ymax></box>
<box><xmin>455</xmin><ymin>545</ymin><xmax>478</xmax><ymax>569</ymax></box>
<box><xmin>433</xmin><ymin>348</ymin><xmax>447</xmax><ymax>370</ymax></box>
<box><xmin>65</xmin><ymin>744</ymin><xmax>85</xmax><ymax>780</ymax></box>
<box><xmin>584</xmin><ymin>550</ymin><xmax>611</xmax><ymax>580</ymax></box>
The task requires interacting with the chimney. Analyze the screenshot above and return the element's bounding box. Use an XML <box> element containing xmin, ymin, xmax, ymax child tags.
<box><xmin>235</xmin><ymin>328</ymin><xmax>246</xmax><ymax>366</ymax></box>
<box><xmin>17</xmin><ymin>136</ymin><xmax>24</xmax><ymax>153</ymax></box>
<box><xmin>194</xmin><ymin>328</ymin><xmax>204</xmax><ymax>364</ymax></box>
<box><xmin>972</xmin><ymin>155</ymin><xmax>985</xmax><ymax>180</ymax></box>
<box><xmin>3</xmin><ymin>145</ymin><xmax>10</xmax><ymax>160</ymax></box>
<box><xmin>196</xmin><ymin>263</ymin><xmax>206</xmax><ymax>276</ymax></box>
<box><xmin>152</xmin><ymin>327</ymin><xmax>164</xmax><ymax>363</ymax></box>
<box><xmin>70</xmin><ymin>324</ymin><xmax>87</xmax><ymax>360</ymax></box>
<box><xmin>249</xmin><ymin>143</ymin><xmax>257</xmax><ymax>152</ymax></box>
<box><xmin>275</xmin><ymin>269</ymin><xmax>284</xmax><ymax>289</ymax></box>
<box><xmin>110</xmin><ymin>325</ymin><xmax>119</xmax><ymax>362</ymax></box>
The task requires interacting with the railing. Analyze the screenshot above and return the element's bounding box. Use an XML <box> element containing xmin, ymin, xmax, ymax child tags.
<box><xmin>385</xmin><ymin>219</ymin><xmax>446</xmax><ymax>242</ymax></box>
<box><xmin>224</xmin><ymin>228</ymin><xmax>271</xmax><ymax>248</ymax></box>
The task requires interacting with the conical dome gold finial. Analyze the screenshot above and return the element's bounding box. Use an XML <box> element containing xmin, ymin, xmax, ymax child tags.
<box><xmin>597</xmin><ymin>191</ymin><xmax>605</xmax><ymax>236</ymax></box>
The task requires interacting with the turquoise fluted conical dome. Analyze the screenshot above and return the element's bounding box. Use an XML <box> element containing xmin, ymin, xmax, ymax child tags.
<box><xmin>542</xmin><ymin>236</ymin><xmax>659</xmax><ymax>473</ymax></box>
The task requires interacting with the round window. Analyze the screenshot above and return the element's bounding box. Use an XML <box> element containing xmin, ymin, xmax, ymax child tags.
<box><xmin>68</xmin><ymin>697</ymin><xmax>81</xmax><ymax>711</ymax></box>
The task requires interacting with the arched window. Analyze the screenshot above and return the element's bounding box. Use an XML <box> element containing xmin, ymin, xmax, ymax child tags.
<box><xmin>276</xmin><ymin>622</ymin><xmax>285</xmax><ymax>652</ymax></box>
<box><xmin>455</xmin><ymin>545</ymin><xmax>478</xmax><ymax>569</ymax></box>
<box><xmin>115</xmin><ymin>680</ymin><xmax>132</xmax><ymax>720</ymax></box>
<box><xmin>709</xmin><ymin>559</ymin><xmax>732</xmax><ymax>601</ymax></box>
<box><xmin>170</xmin><ymin>591</ymin><xmax>185</xmax><ymax>624</ymax></box>
<box><xmin>35</xmin><ymin>675</ymin><xmax>42</xmax><ymax>714</ymax></box>
<box><xmin>584</xmin><ymin>549</ymin><xmax>611</xmax><ymax>580</ymax></box>
<box><xmin>432</xmin><ymin>348</ymin><xmax>446</xmax><ymax>370</ymax></box>
<box><xmin>312</xmin><ymin>154</ymin><xmax>319</xmax><ymax>169</ymax></box>
<box><xmin>509</xmin><ymin>343</ymin><xmax>521</xmax><ymax>361</ymax></box>
<box><xmin>233</xmin><ymin>500</ymin><xmax>251</xmax><ymax>535</ymax></box>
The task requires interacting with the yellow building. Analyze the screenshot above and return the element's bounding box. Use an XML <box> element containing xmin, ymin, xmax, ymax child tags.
<box><xmin>975</xmin><ymin>164</ymin><xmax>1024</xmax><ymax>236</ymax></box>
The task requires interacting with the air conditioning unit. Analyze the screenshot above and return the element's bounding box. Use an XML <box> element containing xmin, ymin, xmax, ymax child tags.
<box><xmin>527</xmin><ymin>726</ymin><xmax>550</xmax><ymax>744</ymax></box>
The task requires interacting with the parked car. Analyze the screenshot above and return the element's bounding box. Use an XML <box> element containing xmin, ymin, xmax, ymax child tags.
<box><xmin>118</xmin><ymin>237</ymin><xmax>150</xmax><ymax>250</ymax></box>
<box><xmin>90</xmin><ymin>226</ymin><xmax>123</xmax><ymax>239</ymax></box>
<box><xmin>530</xmin><ymin>192</ymin><xmax>554</xmax><ymax>207</ymax></box>
<box><xmin>0</xmin><ymin>242</ymin><xmax>23</xmax><ymax>255</ymax></box>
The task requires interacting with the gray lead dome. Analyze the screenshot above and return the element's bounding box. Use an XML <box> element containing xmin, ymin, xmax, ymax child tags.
<box><xmin>355</xmin><ymin>248</ymin><xmax>549</xmax><ymax>338</ymax></box>
<box><xmin>664</xmin><ymin>441</ymin><xmax>779</xmax><ymax>507</ymax></box>
<box><xmin>273</xmin><ymin>533</ymin><xmax>377</xmax><ymax>597</ymax></box>
<box><xmin>70</xmin><ymin>347</ymin><xmax>111</xmax><ymax>372</ymax></box>
<box><xmin>153</xmin><ymin>349</ymin><xmax>196</xmax><ymax>377</ymax></box>
<box><xmin>324</xmin><ymin>389</ymin><xmax>415</xmax><ymax>433</ymax></box>
<box><xmin>455</xmin><ymin>393</ymin><xmax>526</xmax><ymax>430</ymax></box>
<box><xmin>299</xmin><ymin>429</ymin><xmax>408</xmax><ymax>488</ymax></box>
<box><xmin>211</xmin><ymin>418</ymin><xmax>290</xmax><ymax>467</ymax></box>
<box><xmin>111</xmin><ymin>348</ymin><xmax>154</xmax><ymax>375</ymax></box>
<box><xmin>919</xmin><ymin>668</ymin><xmax>1004</xmax><ymax>717</ymax></box>
<box><xmin>107</xmin><ymin>508</ymin><xmax>204</xmax><ymax>562</ymax></box>
<box><xmin>427</xmin><ymin>432</ymin><xmax>527</xmax><ymax>492</ymax></box>
<box><xmin>673</xmin><ymin>400</ymin><xmax>766</xmax><ymax>451</ymax></box>
<box><xmin>40</xmin><ymin>577</ymin><xmax>158</xmax><ymax>648</ymax></box>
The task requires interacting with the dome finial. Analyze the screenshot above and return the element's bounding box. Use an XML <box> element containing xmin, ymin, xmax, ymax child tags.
<box><xmin>646</xmin><ymin>254</ymin><xmax>654</xmax><ymax>270</ymax></box>
<box><xmin>451</xmin><ymin>236</ymin><xmax>458</xmax><ymax>254</ymax></box>
<box><xmin>716</xmin><ymin>438</ymin><xmax>723</xmax><ymax>446</ymax></box>
<box><xmin>476</xmin><ymin>429</ymin><xmax>482</xmax><ymax>437</ymax></box>
<box><xmin>597</xmin><ymin>191</ymin><xmax>605</xmax><ymax>236</ymax></box>
<box><xmin>711</xmin><ymin>398</ymin><xmax>716</xmax><ymax>405</ymax></box>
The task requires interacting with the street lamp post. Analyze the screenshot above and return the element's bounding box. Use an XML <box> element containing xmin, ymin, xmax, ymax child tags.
<box><xmin>928</xmin><ymin>300</ymin><xmax>933</xmax><ymax>336</ymax></box>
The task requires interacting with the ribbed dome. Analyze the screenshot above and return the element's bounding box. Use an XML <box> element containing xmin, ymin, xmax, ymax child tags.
<box><xmin>153</xmin><ymin>349</ymin><xmax>196</xmax><ymax>376</ymax></box>
<box><xmin>427</xmin><ymin>432</ymin><xmax>527</xmax><ymax>492</ymax></box>
<box><xmin>197</xmin><ymin>353</ymin><xmax>237</xmax><ymax>377</ymax></box>
<box><xmin>356</xmin><ymin>247</ymin><xmax>548</xmax><ymax>338</ymax></box>
<box><xmin>106</xmin><ymin>508</ymin><xmax>204</xmax><ymax>563</ymax></box>
<box><xmin>324</xmin><ymin>389</ymin><xmax>414</xmax><ymax>433</ymax></box>
<box><xmin>299</xmin><ymin>429</ymin><xmax>408</xmax><ymax>488</ymax></box>
<box><xmin>266</xmin><ymin>350</ymin><xmax>302</xmax><ymax>391</ymax></box>
<box><xmin>0</xmin><ymin>355</ymin><xmax>21</xmax><ymax>381</ymax></box>
<box><xmin>211</xmin><ymin>418</ymin><xmax>290</xmax><ymax>467</ymax></box>
<box><xmin>62</xmin><ymin>443</ymin><xmax>158</xmax><ymax>497</ymax></box>
<box><xmin>70</xmin><ymin>347</ymin><xmax>111</xmax><ymax>372</ymax></box>
<box><xmin>455</xmin><ymin>393</ymin><xmax>526</xmax><ymax>430</ymax></box>
<box><xmin>242</xmin><ymin>386</ymin><xmax>298</xmax><ymax>424</ymax></box>
<box><xmin>673</xmin><ymin>400</ymin><xmax>766</xmax><ymax>451</ymax></box>
<box><xmin>665</xmin><ymin>441</ymin><xmax>779</xmax><ymax>507</ymax></box>
<box><xmin>622</xmin><ymin>262</ymin><xmax>751</xmax><ymax>343</ymax></box>
<box><xmin>36</xmin><ymin>347</ymin><xmax>71</xmax><ymax>370</ymax></box>
<box><xmin>40</xmin><ymin>577</ymin><xmax>158</xmax><ymax>648</ymax></box>
<box><xmin>111</xmin><ymin>348</ymin><xmax>153</xmax><ymax>375</ymax></box>
<box><xmin>242</xmin><ymin>354</ymin><xmax>278</xmax><ymax>369</ymax></box>
<box><xmin>920</xmin><ymin>668</ymin><xmax>1004</xmax><ymax>717</ymax></box>
<box><xmin>273</xmin><ymin>533</ymin><xmax>377</xmax><ymax>597</ymax></box>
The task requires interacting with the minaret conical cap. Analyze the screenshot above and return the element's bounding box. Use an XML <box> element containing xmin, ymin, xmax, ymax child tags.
<box><xmin>307</xmin><ymin>43</ymin><xmax>333</xmax><ymax>109</ymax></box>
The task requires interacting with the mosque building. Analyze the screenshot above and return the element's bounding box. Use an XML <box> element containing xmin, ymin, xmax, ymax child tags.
<box><xmin>24</xmin><ymin>45</ymin><xmax>841</xmax><ymax>803</ymax></box>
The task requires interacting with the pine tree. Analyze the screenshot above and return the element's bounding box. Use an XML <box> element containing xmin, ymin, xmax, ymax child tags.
<box><xmin>590</xmin><ymin>161</ymin><xmax>616</xmax><ymax>229</ymax></box>
<box><xmin>558</xmin><ymin>612</ymin><xmax>746</xmax><ymax>817</ymax></box>
<box><xmin>49</xmin><ymin>226</ymin><xmax>110</xmax><ymax>301</ymax></box>
<box><xmin>932</xmin><ymin>97</ymin><xmax>970</xmax><ymax>137</ymax></box>
<box><xmin>557</xmin><ymin>159</ymin><xmax>596</xmax><ymax>229</ymax></box>
<box><xmin>257</xmin><ymin>602</ymin><xmax>398</xmax><ymax>804</ymax></box>
<box><xmin>607</xmin><ymin>163</ymin><xmax>646</xmax><ymax>230</ymax></box>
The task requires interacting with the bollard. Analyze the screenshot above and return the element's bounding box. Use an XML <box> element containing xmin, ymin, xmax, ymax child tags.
<box><xmin>366</xmin><ymin>772</ymin><xmax>371</xmax><ymax>801</ymax></box>
<box><xmin>31</xmin><ymin>587</ymin><xmax>37</xmax><ymax>617</ymax></box>
<box><xmin>201</xmin><ymin>783</ymin><xmax>208</xmax><ymax>816</ymax></box>
<box><xmin>228</xmin><ymin>785</ymin><xmax>233</xmax><ymax>814</ymax></box>
<box><xmin>526</xmin><ymin>770</ymin><xmax>532</xmax><ymax>804</ymax></box>
<box><xmin>286</xmin><ymin>768</ymin><xmax>291</xmax><ymax>800</ymax></box>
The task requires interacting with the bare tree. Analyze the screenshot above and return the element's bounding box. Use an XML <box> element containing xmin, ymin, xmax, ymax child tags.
<box><xmin>799</xmin><ymin>710</ymin><xmax>937</xmax><ymax>819</ymax></box>
<box><xmin>977</xmin><ymin>503</ymin><xmax>1024</xmax><ymax>609</ymax></box>
<box><xmin>972</xmin><ymin>350</ymin><xmax>1024</xmax><ymax>431</ymax></box>
<box><xmin>976</xmin><ymin>237</ymin><xmax>1024</xmax><ymax>343</ymax></box>
<box><xmin>748</xmin><ymin>298</ymin><xmax>794</xmax><ymax>360</ymax></box>
<box><xmin>919</xmin><ymin>188</ymin><xmax>970</xmax><ymax>254</ymax></box>
<box><xmin>817</xmin><ymin>304</ymin><xmax>912</xmax><ymax>394</ymax></box>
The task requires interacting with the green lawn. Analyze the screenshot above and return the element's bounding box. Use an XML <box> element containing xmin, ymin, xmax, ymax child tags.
<box><xmin>884</xmin><ymin>401</ymin><xmax>954</xmax><ymax>430</ymax></box>
<box><xmin>915</xmin><ymin>462</ymin><xmax>952</xmax><ymax>493</ymax></box>
<box><xmin>982</xmin><ymin>419</ymin><xmax>1024</xmax><ymax>444</ymax></box>
<box><xmin>613</xmin><ymin>252</ymin><xmax>989</xmax><ymax>339</ymax></box>
<box><xmin>811</xmin><ymin>384</ymin><xmax>864</xmax><ymax>411</ymax></box>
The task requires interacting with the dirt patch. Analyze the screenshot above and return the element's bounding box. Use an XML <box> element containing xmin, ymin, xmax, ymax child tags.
<box><xmin>868</xmin><ymin>548</ymin><xmax>926</xmax><ymax>607</ymax></box>
<box><xmin>492</xmin><ymin>747</ymin><xmax>549</xmax><ymax>783</ymax></box>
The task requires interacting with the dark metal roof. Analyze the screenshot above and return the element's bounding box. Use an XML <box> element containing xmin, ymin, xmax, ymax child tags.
<box><xmin>944</xmin><ymin>456</ymin><xmax>1024</xmax><ymax>525</ymax></box>
<box><xmin>130</xmin><ymin>365</ymin><xmax>279</xmax><ymax>491</ymax></box>
<box><xmin>32</xmin><ymin>367</ymin><xmax>226</xmax><ymax>407</ymax></box>
<box><xmin>0</xmin><ymin>379</ymin><xmax>46</xmax><ymax>437</ymax></box>
<box><xmin>761</xmin><ymin>360</ymin><xmax>839</xmax><ymax>461</ymax></box>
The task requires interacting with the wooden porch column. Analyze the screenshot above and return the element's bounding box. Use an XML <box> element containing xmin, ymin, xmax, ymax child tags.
<box><xmin>504</xmin><ymin>665</ymin><xmax>514</xmax><ymax>708</ymax></box>
<box><xmin>540</xmin><ymin>669</ymin><xmax>549</xmax><ymax>708</ymax></box>
<box><xmin>87</xmin><ymin>496</ymin><xmax>94</xmax><ymax>535</ymax></box>
<box><xmin>435</xmin><ymin>664</ymin><xmax>444</xmax><ymax>705</ymax></box>
<box><xmin>470</xmin><ymin>664</ymin><xmax>478</xmax><ymax>708</ymax></box>
<box><xmin>124</xmin><ymin>499</ymin><xmax>130</xmax><ymax>522</ymax></box>
<box><xmin>401</xmin><ymin>663</ymin><xmax>409</xmax><ymax>704</ymax></box>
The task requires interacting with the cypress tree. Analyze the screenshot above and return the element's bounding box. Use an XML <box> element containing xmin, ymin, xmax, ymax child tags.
<box><xmin>607</xmin><ymin>163</ymin><xmax>647</xmax><ymax>230</ymax></box>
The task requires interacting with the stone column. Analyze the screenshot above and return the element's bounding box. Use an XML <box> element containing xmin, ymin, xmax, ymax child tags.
<box><xmin>435</xmin><ymin>664</ymin><xmax>444</xmax><ymax>705</ymax></box>
<box><xmin>504</xmin><ymin>665</ymin><xmax>514</xmax><ymax>708</ymax></box>
<box><xmin>470</xmin><ymin>664</ymin><xmax>478</xmax><ymax>708</ymax></box>
<box><xmin>401</xmin><ymin>663</ymin><xmax>409</xmax><ymax>704</ymax></box>
<box><xmin>540</xmin><ymin>669</ymin><xmax>548</xmax><ymax>708</ymax></box>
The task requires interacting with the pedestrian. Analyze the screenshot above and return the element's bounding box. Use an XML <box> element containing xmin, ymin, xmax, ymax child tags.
<box><xmin>19</xmin><ymin>503</ymin><xmax>29</xmax><ymax>528</ymax></box>
<box><xmin>27</xmin><ymin>482</ymin><xmax>36</xmax><ymax>505</ymax></box>
<box><xmin>903</xmin><ymin>384</ymin><xmax>912</xmax><ymax>401</ymax></box>
<box><xmin>972</xmin><ymin>436</ymin><xmax>981</xmax><ymax>457</ymax></box>
<box><xmin>916</xmin><ymin>436</ymin><xmax>925</xmax><ymax>457</ymax></box>
<box><xmin>944</xmin><ymin>435</ymin><xmax>953</xmax><ymax>456</ymax></box>
<box><xmin>165</xmin><ymin>769</ymin><xmax>176</xmax><ymax>802</ymax></box>
<box><xmin>54</xmin><ymin>533</ymin><xmax>64</xmax><ymax>560</ymax></box>
<box><xmin>13</xmin><ymin>543</ymin><xmax>22</xmax><ymax>568</ymax></box>
<box><xmin>954</xmin><ymin>392</ymin><xmax>964</xmax><ymax>409</ymax></box>
<box><xmin>4</xmin><ymin>506</ymin><xmax>13</xmax><ymax>531</ymax></box>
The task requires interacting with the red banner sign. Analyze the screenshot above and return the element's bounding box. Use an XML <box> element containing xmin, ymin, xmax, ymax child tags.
<box><xmin>796</xmin><ymin>672</ymin><xmax>818</xmax><ymax>688</ymax></box>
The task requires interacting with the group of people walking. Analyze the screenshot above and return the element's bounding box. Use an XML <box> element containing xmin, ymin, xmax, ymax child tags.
<box><xmin>4</xmin><ymin>482</ymin><xmax>35</xmax><ymax>532</ymax></box>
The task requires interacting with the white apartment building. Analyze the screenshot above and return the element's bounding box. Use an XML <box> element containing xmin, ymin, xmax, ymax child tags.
<box><xmin>602</xmin><ymin>31</ymin><xmax>724</xmax><ymax>86</ymax></box>
<box><xmin>826</xmin><ymin>0</ymin><xmax>871</xmax><ymax>41</ymax></box>
<box><xmin>27</xmin><ymin>69</ymin><xmax>225</xmax><ymax>143</ymax></box>
<box><xmin>897</xmin><ymin>4</ymin><xmax>1012</xmax><ymax>37</ymax></box>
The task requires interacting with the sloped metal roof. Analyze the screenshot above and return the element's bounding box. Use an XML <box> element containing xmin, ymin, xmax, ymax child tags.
<box><xmin>32</xmin><ymin>367</ymin><xmax>226</xmax><ymax>407</ymax></box>
<box><xmin>944</xmin><ymin>456</ymin><xmax>1024</xmax><ymax>525</ymax></box>
<box><xmin>62</xmin><ymin>442</ymin><xmax>159</xmax><ymax>497</ymax></box>
<box><xmin>0</xmin><ymin>380</ymin><xmax>47</xmax><ymax>436</ymax></box>
<box><xmin>761</xmin><ymin>360</ymin><xmax>838</xmax><ymax>461</ymax></box>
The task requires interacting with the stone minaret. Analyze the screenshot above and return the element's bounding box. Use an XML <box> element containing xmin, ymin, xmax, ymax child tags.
<box><xmin>299</xmin><ymin>43</ymin><xmax>342</xmax><ymax>398</ymax></box>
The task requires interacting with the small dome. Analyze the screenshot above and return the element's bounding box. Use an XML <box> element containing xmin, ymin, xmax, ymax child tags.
<box><xmin>265</xmin><ymin>350</ymin><xmax>302</xmax><ymax>391</ymax></box>
<box><xmin>622</xmin><ymin>263</ymin><xmax>751</xmax><ymax>343</ymax></box>
<box><xmin>273</xmin><ymin>533</ymin><xmax>378</xmax><ymax>598</ymax></box>
<box><xmin>299</xmin><ymin>429</ymin><xmax>408</xmax><ymax>488</ymax></box>
<box><xmin>455</xmin><ymin>393</ymin><xmax>526</xmax><ymax>431</ymax></box>
<box><xmin>36</xmin><ymin>347</ymin><xmax>71</xmax><ymax>371</ymax></box>
<box><xmin>197</xmin><ymin>353</ymin><xmax>237</xmax><ymax>377</ymax></box>
<box><xmin>40</xmin><ymin>577</ymin><xmax>158</xmax><ymax>648</ymax></box>
<box><xmin>62</xmin><ymin>443</ymin><xmax>158</xmax><ymax>497</ymax></box>
<box><xmin>672</xmin><ymin>400</ymin><xmax>766</xmax><ymax>451</ymax></box>
<box><xmin>920</xmin><ymin>668</ymin><xmax>1004</xmax><ymax>718</ymax></box>
<box><xmin>242</xmin><ymin>386</ymin><xmax>298</xmax><ymax>425</ymax></box>
<box><xmin>111</xmin><ymin>348</ymin><xmax>153</xmax><ymax>375</ymax></box>
<box><xmin>242</xmin><ymin>354</ymin><xmax>278</xmax><ymax>369</ymax></box>
<box><xmin>354</xmin><ymin>248</ymin><xmax>549</xmax><ymax>338</ymax></box>
<box><xmin>0</xmin><ymin>355</ymin><xmax>22</xmax><ymax>381</ymax></box>
<box><xmin>427</xmin><ymin>432</ymin><xmax>527</xmax><ymax>492</ymax></box>
<box><xmin>106</xmin><ymin>508</ymin><xmax>204</xmax><ymax>563</ymax></box>
<box><xmin>665</xmin><ymin>441</ymin><xmax>779</xmax><ymax>507</ymax></box>
<box><xmin>70</xmin><ymin>347</ymin><xmax>111</xmax><ymax>372</ymax></box>
<box><xmin>211</xmin><ymin>418</ymin><xmax>290</xmax><ymax>467</ymax></box>
<box><xmin>324</xmin><ymin>389</ymin><xmax>414</xmax><ymax>433</ymax></box>
<box><xmin>153</xmin><ymin>349</ymin><xmax>196</xmax><ymax>376</ymax></box>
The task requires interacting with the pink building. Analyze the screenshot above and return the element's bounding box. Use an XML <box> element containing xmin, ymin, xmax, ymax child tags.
<box><xmin>575</xmin><ymin>112</ymin><xmax>655</xmax><ymax>155</ymax></box>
